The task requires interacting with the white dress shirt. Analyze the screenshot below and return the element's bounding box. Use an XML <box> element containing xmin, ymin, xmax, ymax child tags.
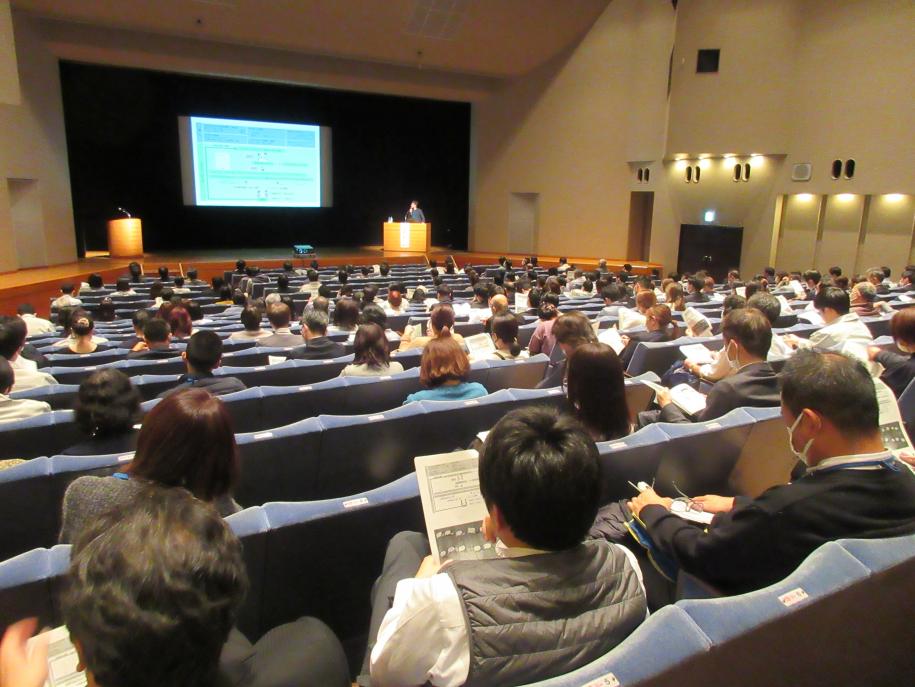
<box><xmin>52</xmin><ymin>295</ymin><xmax>82</xmax><ymax>309</ymax></box>
<box><xmin>0</xmin><ymin>393</ymin><xmax>51</xmax><ymax>424</ymax></box>
<box><xmin>20</xmin><ymin>314</ymin><xmax>55</xmax><ymax>336</ymax></box>
<box><xmin>696</xmin><ymin>333</ymin><xmax>792</xmax><ymax>382</ymax></box>
<box><xmin>10</xmin><ymin>367</ymin><xmax>57</xmax><ymax>393</ymax></box>
<box><xmin>370</xmin><ymin>541</ymin><xmax>644</xmax><ymax>687</ymax></box>
<box><xmin>798</xmin><ymin>313</ymin><xmax>873</xmax><ymax>353</ymax></box>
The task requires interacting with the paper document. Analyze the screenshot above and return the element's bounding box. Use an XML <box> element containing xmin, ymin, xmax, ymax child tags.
<box><xmin>735</xmin><ymin>286</ymin><xmax>747</xmax><ymax>298</ymax></box>
<box><xmin>874</xmin><ymin>377</ymin><xmax>914</xmax><ymax>459</ymax></box>
<box><xmin>798</xmin><ymin>310</ymin><xmax>825</xmax><ymax>326</ymax></box>
<box><xmin>776</xmin><ymin>295</ymin><xmax>794</xmax><ymax>315</ymax></box>
<box><xmin>679</xmin><ymin>343</ymin><xmax>716</xmax><ymax>365</ymax></box>
<box><xmin>465</xmin><ymin>333</ymin><xmax>496</xmax><ymax>360</ymax></box>
<box><xmin>514</xmin><ymin>292</ymin><xmax>528</xmax><ymax>313</ymax></box>
<box><xmin>598</xmin><ymin>326</ymin><xmax>626</xmax><ymax>354</ymax></box>
<box><xmin>618</xmin><ymin>307</ymin><xmax>647</xmax><ymax>330</ymax></box>
<box><xmin>841</xmin><ymin>341</ymin><xmax>884</xmax><ymax>378</ymax></box>
<box><xmin>789</xmin><ymin>280</ymin><xmax>806</xmax><ymax>298</ymax></box>
<box><xmin>670</xmin><ymin>498</ymin><xmax>715</xmax><ymax>525</ymax></box>
<box><xmin>642</xmin><ymin>380</ymin><xmax>707</xmax><ymax>416</ymax></box>
<box><xmin>683</xmin><ymin>307</ymin><xmax>712</xmax><ymax>337</ymax></box>
<box><xmin>415</xmin><ymin>450</ymin><xmax>497</xmax><ymax>565</ymax></box>
<box><xmin>29</xmin><ymin>626</ymin><xmax>86</xmax><ymax>687</ymax></box>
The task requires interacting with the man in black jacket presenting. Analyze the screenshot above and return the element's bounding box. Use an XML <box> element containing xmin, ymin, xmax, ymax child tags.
<box><xmin>627</xmin><ymin>350</ymin><xmax>915</xmax><ymax>596</ymax></box>
<box><xmin>405</xmin><ymin>200</ymin><xmax>425</xmax><ymax>223</ymax></box>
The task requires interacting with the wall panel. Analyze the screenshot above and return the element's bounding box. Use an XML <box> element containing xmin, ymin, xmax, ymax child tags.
<box><xmin>775</xmin><ymin>194</ymin><xmax>820</xmax><ymax>271</ymax></box>
<box><xmin>857</xmin><ymin>194</ymin><xmax>915</xmax><ymax>276</ymax></box>
<box><xmin>815</xmin><ymin>195</ymin><xmax>864</xmax><ymax>274</ymax></box>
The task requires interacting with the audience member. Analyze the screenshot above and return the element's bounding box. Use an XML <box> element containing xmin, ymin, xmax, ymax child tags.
<box><xmin>476</xmin><ymin>314</ymin><xmax>526</xmax><ymax>361</ymax></box>
<box><xmin>869</xmin><ymin>307</ymin><xmax>915</xmax><ymax>398</ymax></box>
<box><xmin>118</xmin><ymin>309</ymin><xmax>150</xmax><ymax>350</ymax></box>
<box><xmin>63</xmin><ymin>369</ymin><xmax>141</xmax><ymax>455</ymax></box>
<box><xmin>0</xmin><ymin>316</ymin><xmax>56</xmax><ymax>391</ymax></box>
<box><xmin>528</xmin><ymin>292</ymin><xmax>560</xmax><ymax>356</ymax></box>
<box><xmin>166</xmin><ymin>305</ymin><xmax>194</xmax><ymax>339</ymax></box>
<box><xmin>186</xmin><ymin>267</ymin><xmax>207</xmax><ymax>286</ymax></box>
<box><xmin>56</xmin><ymin>314</ymin><xmax>107</xmax><ymax>355</ymax></box>
<box><xmin>566</xmin><ymin>342</ymin><xmax>631</xmax><ymax>441</ymax></box>
<box><xmin>866</xmin><ymin>267</ymin><xmax>889</xmax><ymax>294</ymax></box>
<box><xmin>618</xmin><ymin>305</ymin><xmax>680</xmax><ymax>369</ymax></box>
<box><xmin>404</xmin><ymin>336</ymin><xmax>487</xmax><ymax>403</ymax></box>
<box><xmin>229</xmin><ymin>306</ymin><xmax>271</xmax><ymax>340</ymax></box>
<box><xmin>159</xmin><ymin>330</ymin><xmax>246</xmax><ymax>398</ymax></box>
<box><xmin>341</xmin><ymin>324</ymin><xmax>405</xmax><ymax>377</ymax></box>
<box><xmin>399</xmin><ymin>304</ymin><xmax>465</xmax><ymax>351</ymax></box>
<box><xmin>110</xmin><ymin>277</ymin><xmax>137</xmax><ymax>297</ymax></box>
<box><xmin>16</xmin><ymin>303</ymin><xmax>55</xmax><ymax>335</ymax></box>
<box><xmin>288</xmin><ymin>309</ymin><xmax>346</xmax><ymax>360</ymax></box>
<box><xmin>0</xmin><ymin>358</ymin><xmax>51</xmax><ymax>424</ymax></box>
<box><xmin>383</xmin><ymin>282</ymin><xmax>408</xmax><ymax>314</ymax></box>
<box><xmin>330</xmin><ymin>298</ymin><xmax>361</xmax><ymax>333</ymax></box>
<box><xmin>625</xmin><ymin>351</ymin><xmax>915</xmax><ymax>596</ymax></box>
<box><xmin>664</xmin><ymin>282</ymin><xmax>686</xmax><ymax>311</ymax></box>
<box><xmin>299</xmin><ymin>269</ymin><xmax>322</xmax><ymax>295</ymax></box>
<box><xmin>850</xmin><ymin>280</ymin><xmax>893</xmax><ymax>317</ymax></box>
<box><xmin>784</xmin><ymin>286</ymin><xmax>873</xmax><ymax>352</ymax></box>
<box><xmin>364</xmin><ymin>407</ymin><xmax>646</xmax><ymax>687</ymax></box>
<box><xmin>127</xmin><ymin>319</ymin><xmax>180</xmax><ymax>359</ymax></box>
<box><xmin>538</xmin><ymin>311</ymin><xmax>598</xmax><ymax>388</ymax></box>
<box><xmin>52</xmin><ymin>282</ymin><xmax>82</xmax><ymax>309</ymax></box>
<box><xmin>61</xmin><ymin>388</ymin><xmax>243</xmax><ymax>543</ymax></box>
<box><xmin>258</xmin><ymin>302</ymin><xmax>302</xmax><ymax>347</ymax></box>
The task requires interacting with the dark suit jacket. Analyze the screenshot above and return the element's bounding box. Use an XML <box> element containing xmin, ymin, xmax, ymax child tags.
<box><xmin>876</xmin><ymin>350</ymin><xmax>915</xmax><ymax>398</ymax></box>
<box><xmin>659</xmin><ymin>361</ymin><xmax>781</xmax><ymax>423</ymax></box>
<box><xmin>127</xmin><ymin>347</ymin><xmax>181</xmax><ymax>360</ymax></box>
<box><xmin>685</xmin><ymin>292</ymin><xmax>709</xmax><ymax>304</ymax></box>
<box><xmin>287</xmin><ymin>337</ymin><xmax>346</xmax><ymax>360</ymax></box>
<box><xmin>158</xmin><ymin>373</ymin><xmax>247</xmax><ymax>398</ymax></box>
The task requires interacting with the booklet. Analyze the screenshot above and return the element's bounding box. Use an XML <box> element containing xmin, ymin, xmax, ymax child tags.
<box><xmin>28</xmin><ymin>626</ymin><xmax>86</xmax><ymax>687</ymax></box>
<box><xmin>642</xmin><ymin>380</ymin><xmax>708</xmax><ymax>416</ymax></box>
<box><xmin>514</xmin><ymin>292</ymin><xmax>528</xmax><ymax>313</ymax></box>
<box><xmin>618</xmin><ymin>307</ymin><xmax>647</xmax><ymax>330</ymax></box>
<box><xmin>788</xmin><ymin>280</ymin><xmax>807</xmax><ymax>298</ymax></box>
<box><xmin>797</xmin><ymin>309</ymin><xmax>825</xmax><ymax>326</ymax></box>
<box><xmin>464</xmin><ymin>333</ymin><xmax>496</xmax><ymax>360</ymax></box>
<box><xmin>598</xmin><ymin>326</ymin><xmax>626</xmax><ymax>354</ymax></box>
<box><xmin>776</xmin><ymin>295</ymin><xmax>795</xmax><ymax>315</ymax></box>
<box><xmin>683</xmin><ymin>307</ymin><xmax>712</xmax><ymax>337</ymax></box>
<box><xmin>735</xmin><ymin>286</ymin><xmax>747</xmax><ymax>298</ymax></box>
<box><xmin>679</xmin><ymin>343</ymin><xmax>716</xmax><ymax>365</ymax></box>
<box><xmin>415</xmin><ymin>450</ymin><xmax>498</xmax><ymax>565</ymax></box>
<box><xmin>841</xmin><ymin>341</ymin><xmax>884</xmax><ymax>378</ymax></box>
<box><xmin>874</xmin><ymin>377</ymin><xmax>915</xmax><ymax>461</ymax></box>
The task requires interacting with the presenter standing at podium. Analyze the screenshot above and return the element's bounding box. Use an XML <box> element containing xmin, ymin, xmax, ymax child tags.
<box><xmin>405</xmin><ymin>200</ymin><xmax>425</xmax><ymax>223</ymax></box>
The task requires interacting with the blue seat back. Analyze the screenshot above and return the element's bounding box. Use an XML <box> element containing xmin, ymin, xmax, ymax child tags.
<box><xmin>0</xmin><ymin>410</ymin><xmax>82</xmax><ymax>460</ymax></box>
<box><xmin>10</xmin><ymin>384</ymin><xmax>80</xmax><ymax>410</ymax></box>
<box><xmin>596</xmin><ymin>424</ymin><xmax>669</xmax><ymax>502</ymax></box>
<box><xmin>0</xmin><ymin>546</ymin><xmax>71</xmax><ymax>636</ymax></box>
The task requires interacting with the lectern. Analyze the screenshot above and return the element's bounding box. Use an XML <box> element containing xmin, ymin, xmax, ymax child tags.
<box><xmin>107</xmin><ymin>218</ymin><xmax>144</xmax><ymax>258</ymax></box>
<box><xmin>383</xmin><ymin>222</ymin><xmax>430</xmax><ymax>253</ymax></box>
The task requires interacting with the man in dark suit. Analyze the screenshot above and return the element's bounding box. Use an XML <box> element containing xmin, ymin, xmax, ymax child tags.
<box><xmin>405</xmin><ymin>199</ymin><xmax>425</xmax><ymax>223</ymax></box>
<box><xmin>256</xmin><ymin>303</ymin><xmax>302</xmax><ymax>348</ymax></box>
<box><xmin>158</xmin><ymin>330</ymin><xmax>245</xmax><ymax>398</ymax></box>
<box><xmin>684</xmin><ymin>277</ymin><xmax>709</xmax><ymax>303</ymax></box>
<box><xmin>626</xmin><ymin>350</ymin><xmax>915</xmax><ymax>596</ymax></box>
<box><xmin>288</xmin><ymin>309</ymin><xmax>346</xmax><ymax>361</ymax></box>
<box><xmin>647</xmin><ymin>308</ymin><xmax>780</xmax><ymax>424</ymax></box>
<box><xmin>127</xmin><ymin>319</ymin><xmax>181</xmax><ymax>360</ymax></box>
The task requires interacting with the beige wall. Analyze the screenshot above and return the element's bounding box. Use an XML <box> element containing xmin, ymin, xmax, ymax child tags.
<box><xmin>0</xmin><ymin>0</ymin><xmax>20</xmax><ymax>105</ymax></box>
<box><xmin>0</xmin><ymin>11</ymin><xmax>75</xmax><ymax>272</ymax></box>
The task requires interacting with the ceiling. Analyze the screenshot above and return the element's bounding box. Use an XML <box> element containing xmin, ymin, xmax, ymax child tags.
<box><xmin>11</xmin><ymin>0</ymin><xmax>611</xmax><ymax>79</ymax></box>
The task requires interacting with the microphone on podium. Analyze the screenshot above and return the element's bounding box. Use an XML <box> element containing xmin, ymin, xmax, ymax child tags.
<box><xmin>116</xmin><ymin>206</ymin><xmax>133</xmax><ymax>218</ymax></box>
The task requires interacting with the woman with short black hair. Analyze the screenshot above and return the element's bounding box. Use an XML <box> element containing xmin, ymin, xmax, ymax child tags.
<box><xmin>63</xmin><ymin>369</ymin><xmax>141</xmax><ymax>456</ymax></box>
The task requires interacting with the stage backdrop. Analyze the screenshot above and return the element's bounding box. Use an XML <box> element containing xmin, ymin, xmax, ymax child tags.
<box><xmin>59</xmin><ymin>62</ymin><xmax>470</xmax><ymax>255</ymax></box>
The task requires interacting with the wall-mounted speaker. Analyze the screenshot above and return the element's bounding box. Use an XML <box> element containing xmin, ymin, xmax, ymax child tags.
<box><xmin>791</xmin><ymin>163</ymin><xmax>812</xmax><ymax>181</ymax></box>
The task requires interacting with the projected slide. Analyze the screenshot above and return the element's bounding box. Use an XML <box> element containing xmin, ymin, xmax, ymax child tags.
<box><xmin>181</xmin><ymin>116</ymin><xmax>330</xmax><ymax>207</ymax></box>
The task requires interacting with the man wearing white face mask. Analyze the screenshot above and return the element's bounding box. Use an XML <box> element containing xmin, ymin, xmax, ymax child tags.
<box><xmin>627</xmin><ymin>350</ymin><xmax>915</xmax><ymax>596</ymax></box>
<box><xmin>650</xmin><ymin>309</ymin><xmax>781</xmax><ymax>425</ymax></box>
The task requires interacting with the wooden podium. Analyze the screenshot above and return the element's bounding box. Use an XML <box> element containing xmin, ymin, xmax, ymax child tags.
<box><xmin>107</xmin><ymin>218</ymin><xmax>144</xmax><ymax>258</ymax></box>
<box><xmin>383</xmin><ymin>221</ymin><xmax>430</xmax><ymax>253</ymax></box>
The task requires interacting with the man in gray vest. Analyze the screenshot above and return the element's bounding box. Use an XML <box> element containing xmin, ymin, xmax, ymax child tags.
<box><xmin>361</xmin><ymin>407</ymin><xmax>647</xmax><ymax>687</ymax></box>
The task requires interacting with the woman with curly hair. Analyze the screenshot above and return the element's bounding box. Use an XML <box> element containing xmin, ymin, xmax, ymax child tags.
<box><xmin>62</xmin><ymin>369</ymin><xmax>141</xmax><ymax>456</ymax></box>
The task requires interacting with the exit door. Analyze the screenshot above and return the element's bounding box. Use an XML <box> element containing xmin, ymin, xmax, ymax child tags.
<box><xmin>677</xmin><ymin>224</ymin><xmax>743</xmax><ymax>282</ymax></box>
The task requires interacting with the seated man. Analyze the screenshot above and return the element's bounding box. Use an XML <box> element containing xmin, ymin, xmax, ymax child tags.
<box><xmin>850</xmin><ymin>280</ymin><xmax>893</xmax><ymax>317</ymax></box>
<box><xmin>257</xmin><ymin>303</ymin><xmax>303</xmax><ymax>347</ymax></box>
<box><xmin>119</xmin><ymin>309</ymin><xmax>150</xmax><ymax>350</ymax></box>
<box><xmin>383</xmin><ymin>282</ymin><xmax>408</xmax><ymax>315</ymax></box>
<box><xmin>684</xmin><ymin>277</ymin><xmax>709</xmax><ymax>303</ymax></box>
<box><xmin>364</xmin><ymin>407</ymin><xmax>646</xmax><ymax>687</ymax></box>
<box><xmin>598</xmin><ymin>284</ymin><xmax>628</xmax><ymax>318</ymax></box>
<box><xmin>784</xmin><ymin>286</ymin><xmax>874</xmax><ymax>353</ymax></box>
<box><xmin>185</xmin><ymin>267</ymin><xmax>208</xmax><ymax>286</ymax></box>
<box><xmin>0</xmin><ymin>316</ymin><xmax>57</xmax><ymax>392</ymax></box>
<box><xmin>52</xmin><ymin>282</ymin><xmax>82</xmax><ymax>309</ymax></box>
<box><xmin>127</xmin><ymin>319</ymin><xmax>180</xmax><ymax>359</ymax></box>
<box><xmin>0</xmin><ymin>358</ymin><xmax>51</xmax><ymax>423</ymax></box>
<box><xmin>288</xmin><ymin>309</ymin><xmax>346</xmax><ymax>360</ymax></box>
<box><xmin>16</xmin><ymin>304</ymin><xmax>55</xmax><ymax>336</ymax></box>
<box><xmin>159</xmin><ymin>330</ymin><xmax>246</xmax><ymax>398</ymax></box>
<box><xmin>628</xmin><ymin>350</ymin><xmax>915</xmax><ymax>596</ymax></box>
<box><xmin>649</xmin><ymin>308</ymin><xmax>780</xmax><ymax>424</ymax></box>
<box><xmin>299</xmin><ymin>269</ymin><xmax>322</xmax><ymax>295</ymax></box>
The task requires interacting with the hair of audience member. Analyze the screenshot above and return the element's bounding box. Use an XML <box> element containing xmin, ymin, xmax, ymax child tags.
<box><xmin>833</xmin><ymin>275</ymin><xmax>849</xmax><ymax>290</ymax></box>
<box><xmin>157</xmin><ymin>266</ymin><xmax>169</xmax><ymax>281</ymax></box>
<box><xmin>128</xmin><ymin>262</ymin><xmax>142</xmax><ymax>280</ymax></box>
<box><xmin>814</xmin><ymin>286</ymin><xmax>850</xmax><ymax>315</ymax></box>
<box><xmin>360</xmin><ymin>303</ymin><xmax>388</xmax><ymax>330</ymax></box>
<box><xmin>232</xmin><ymin>290</ymin><xmax>247</xmax><ymax>306</ymax></box>
<box><xmin>332</xmin><ymin>298</ymin><xmax>361</xmax><ymax>331</ymax></box>
<box><xmin>419</xmin><ymin>335</ymin><xmax>470</xmax><ymax>387</ymax></box>
<box><xmin>566</xmin><ymin>343</ymin><xmax>630</xmax><ymax>442</ymax></box>
<box><xmin>362</xmin><ymin>284</ymin><xmax>379</xmax><ymax>305</ymax></box>
<box><xmin>436</xmin><ymin>283</ymin><xmax>453</xmax><ymax>301</ymax></box>
<box><xmin>664</xmin><ymin>282</ymin><xmax>685</xmax><ymax>311</ymax></box>
<box><xmin>60</xmin><ymin>281</ymin><xmax>76</xmax><ymax>295</ymax></box>
<box><xmin>187</xmin><ymin>268</ymin><xmax>198</xmax><ymax>281</ymax></box>
<box><xmin>890</xmin><ymin>307</ymin><xmax>915</xmax><ymax>350</ymax></box>
<box><xmin>853</xmin><ymin>280</ymin><xmax>878</xmax><ymax>303</ymax></box>
<box><xmin>16</xmin><ymin>303</ymin><xmax>35</xmax><ymax>315</ymax></box>
<box><xmin>646</xmin><ymin>304</ymin><xmax>681</xmax><ymax>339</ymax></box>
<box><xmin>0</xmin><ymin>315</ymin><xmax>28</xmax><ymax>359</ymax></box>
<box><xmin>337</xmin><ymin>269</ymin><xmax>348</xmax><ymax>284</ymax></box>
<box><xmin>86</xmin><ymin>273</ymin><xmax>103</xmax><ymax>289</ymax></box>
<box><xmin>721</xmin><ymin>308</ymin><xmax>772</xmax><ymax>359</ymax></box>
<box><xmin>211</xmin><ymin>276</ymin><xmax>225</xmax><ymax>291</ymax></box>
<box><xmin>318</xmin><ymin>284</ymin><xmax>333</xmax><ymax>299</ymax></box>
<box><xmin>129</xmin><ymin>388</ymin><xmax>239</xmax><ymax>501</ymax></box>
<box><xmin>282</xmin><ymin>260</ymin><xmax>294</xmax><ymax>272</ymax></box>
<box><xmin>722</xmin><ymin>294</ymin><xmax>747</xmax><ymax>317</ymax></box>
<box><xmin>635</xmin><ymin>290</ymin><xmax>657</xmax><ymax>313</ymax></box>
<box><xmin>746</xmin><ymin>292</ymin><xmax>780</xmax><ymax>326</ymax></box>
<box><xmin>266</xmin><ymin>302</ymin><xmax>292</xmax><ymax>330</ymax></box>
<box><xmin>58</xmin><ymin>306</ymin><xmax>78</xmax><ymax>336</ymax></box>
<box><xmin>601</xmin><ymin>285</ymin><xmax>622</xmax><ymax>303</ymax></box>
<box><xmin>478</xmin><ymin>406</ymin><xmax>600</xmax><ymax>551</ymax></box>
<box><xmin>473</xmin><ymin>284</ymin><xmax>490</xmax><ymax>303</ymax></box>
<box><xmin>491</xmin><ymin>315</ymin><xmax>522</xmax><ymax>357</ymax></box>
<box><xmin>545</xmin><ymin>277</ymin><xmax>562</xmax><ymax>295</ymax></box>
<box><xmin>379</xmin><ymin>263</ymin><xmax>390</xmax><ymax>277</ymax></box>
<box><xmin>802</xmin><ymin>269</ymin><xmax>821</xmax><ymax>286</ymax></box>
<box><xmin>185</xmin><ymin>330</ymin><xmax>223</xmax><ymax>373</ymax></box>
<box><xmin>538</xmin><ymin>292</ymin><xmax>560</xmax><ymax>321</ymax></box>
<box><xmin>338</xmin><ymin>284</ymin><xmax>355</xmax><ymax>298</ymax></box>
<box><xmin>72</xmin><ymin>313</ymin><xmax>95</xmax><ymax>339</ymax></box>
<box><xmin>306</xmin><ymin>269</ymin><xmax>319</xmax><ymax>283</ymax></box>
<box><xmin>240</xmin><ymin>306</ymin><xmax>261</xmax><ymax>332</ymax></box>
<box><xmin>411</xmin><ymin>286</ymin><xmax>427</xmax><ymax>303</ymax></box>
<box><xmin>276</xmin><ymin>274</ymin><xmax>290</xmax><ymax>292</ymax></box>
<box><xmin>235</xmin><ymin>259</ymin><xmax>246</xmax><ymax>272</ymax></box>
<box><xmin>310</xmin><ymin>296</ymin><xmax>330</xmax><ymax>314</ymax></box>
<box><xmin>828</xmin><ymin>265</ymin><xmax>843</xmax><ymax>277</ymax></box>
<box><xmin>74</xmin><ymin>369</ymin><xmax>140</xmax><ymax>439</ymax></box>
<box><xmin>302</xmin><ymin>308</ymin><xmax>329</xmax><ymax>336</ymax></box>
<box><xmin>686</xmin><ymin>277</ymin><xmax>703</xmax><ymax>294</ymax></box>
<box><xmin>114</xmin><ymin>277</ymin><xmax>130</xmax><ymax>293</ymax></box>
<box><xmin>95</xmin><ymin>298</ymin><xmax>115</xmax><ymax>323</ymax></box>
<box><xmin>131</xmin><ymin>309</ymin><xmax>150</xmax><ymax>332</ymax></box>
<box><xmin>165</xmin><ymin>306</ymin><xmax>192</xmax><ymax>338</ymax></box>
<box><xmin>0</xmin><ymin>357</ymin><xmax>12</xmax><ymax>393</ymax></box>
<box><xmin>217</xmin><ymin>286</ymin><xmax>233</xmax><ymax>302</ymax></box>
<box><xmin>353</xmin><ymin>323</ymin><xmax>391</xmax><ymax>370</ymax></box>
<box><xmin>527</xmin><ymin>287</ymin><xmax>543</xmax><ymax>310</ymax></box>
<box><xmin>429</xmin><ymin>303</ymin><xmax>456</xmax><ymax>336</ymax></box>
<box><xmin>781</xmin><ymin>350</ymin><xmax>879</xmax><ymax>437</ymax></box>
<box><xmin>143</xmin><ymin>318</ymin><xmax>171</xmax><ymax>345</ymax></box>
<box><xmin>881</xmin><ymin>266</ymin><xmax>891</xmax><ymax>279</ymax></box>
<box><xmin>552</xmin><ymin>311</ymin><xmax>598</xmax><ymax>348</ymax></box>
<box><xmin>743</xmin><ymin>280</ymin><xmax>763</xmax><ymax>300</ymax></box>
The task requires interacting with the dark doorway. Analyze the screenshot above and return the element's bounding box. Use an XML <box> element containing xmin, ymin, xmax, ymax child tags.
<box><xmin>677</xmin><ymin>224</ymin><xmax>743</xmax><ymax>282</ymax></box>
<box><xmin>627</xmin><ymin>191</ymin><xmax>654</xmax><ymax>261</ymax></box>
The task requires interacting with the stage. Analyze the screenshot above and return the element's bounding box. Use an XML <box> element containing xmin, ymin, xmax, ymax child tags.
<box><xmin>0</xmin><ymin>246</ymin><xmax>661</xmax><ymax>317</ymax></box>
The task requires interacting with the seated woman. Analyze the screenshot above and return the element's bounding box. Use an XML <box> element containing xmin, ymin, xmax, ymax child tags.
<box><xmin>398</xmin><ymin>303</ymin><xmax>465</xmax><ymax>351</ymax></box>
<box><xmin>166</xmin><ymin>305</ymin><xmax>194</xmax><ymax>340</ymax></box>
<box><xmin>618</xmin><ymin>304</ymin><xmax>681</xmax><ymax>369</ymax></box>
<box><xmin>59</xmin><ymin>387</ymin><xmax>241</xmax><ymax>543</ymax></box>
<box><xmin>341</xmin><ymin>323</ymin><xmax>405</xmax><ymax>377</ymax></box>
<box><xmin>95</xmin><ymin>297</ymin><xmax>117</xmax><ymax>322</ymax></box>
<box><xmin>869</xmin><ymin>307</ymin><xmax>915</xmax><ymax>397</ymax></box>
<box><xmin>566</xmin><ymin>342</ymin><xmax>631</xmax><ymax>441</ymax></box>
<box><xmin>56</xmin><ymin>313</ymin><xmax>108</xmax><ymax>355</ymax></box>
<box><xmin>476</xmin><ymin>314</ymin><xmax>528</xmax><ymax>361</ymax></box>
<box><xmin>63</xmin><ymin>369</ymin><xmax>141</xmax><ymax>455</ymax></box>
<box><xmin>329</xmin><ymin>297</ymin><xmax>361</xmax><ymax>333</ymax></box>
<box><xmin>528</xmin><ymin>292</ymin><xmax>560</xmax><ymax>356</ymax></box>
<box><xmin>664</xmin><ymin>282</ymin><xmax>686</xmax><ymax>312</ymax></box>
<box><xmin>228</xmin><ymin>306</ymin><xmax>271</xmax><ymax>340</ymax></box>
<box><xmin>404</xmin><ymin>336</ymin><xmax>487</xmax><ymax>403</ymax></box>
